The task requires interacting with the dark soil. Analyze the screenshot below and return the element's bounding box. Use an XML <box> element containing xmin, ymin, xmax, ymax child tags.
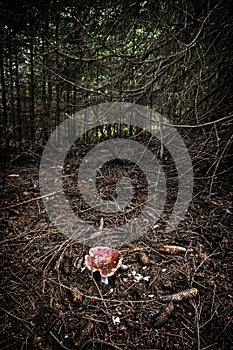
<box><xmin>1</xmin><ymin>137</ymin><xmax>232</xmax><ymax>350</ymax></box>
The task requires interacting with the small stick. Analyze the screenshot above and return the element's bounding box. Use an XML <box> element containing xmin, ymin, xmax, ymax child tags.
<box><xmin>160</xmin><ymin>288</ymin><xmax>198</xmax><ymax>302</ymax></box>
<box><xmin>159</xmin><ymin>245</ymin><xmax>187</xmax><ymax>254</ymax></box>
<box><xmin>0</xmin><ymin>191</ymin><xmax>61</xmax><ymax>210</ymax></box>
<box><xmin>50</xmin><ymin>331</ymin><xmax>73</xmax><ymax>350</ymax></box>
<box><xmin>99</xmin><ymin>217</ymin><xmax>104</xmax><ymax>230</ymax></box>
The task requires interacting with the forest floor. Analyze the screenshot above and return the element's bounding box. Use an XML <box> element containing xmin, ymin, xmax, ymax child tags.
<box><xmin>1</xmin><ymin>138</ymin><xmax>233</xmax><ymax>350</ymax></box>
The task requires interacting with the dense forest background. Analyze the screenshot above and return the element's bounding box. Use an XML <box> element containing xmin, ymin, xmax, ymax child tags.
<box><xmin>0</xmin><ymin>1</ymin><xmax>233</xmax><ymax>350</ymax></box>
<box><xmin>0</xmin><ymin>0</ymin><xmax>232</xmax><ymax>154</ymax></box>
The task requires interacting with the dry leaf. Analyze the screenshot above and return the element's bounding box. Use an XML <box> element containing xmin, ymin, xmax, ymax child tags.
<box><xmin>138</xmin><ymin>251</ymin><xmax>150</xmax><ymax>265</ymax></box>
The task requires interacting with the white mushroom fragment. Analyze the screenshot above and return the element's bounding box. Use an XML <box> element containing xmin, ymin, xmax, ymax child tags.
<box><xmin>85</xmin><ymin>246</ymin><xmax>122</xmax><ymax>285</ymax></box>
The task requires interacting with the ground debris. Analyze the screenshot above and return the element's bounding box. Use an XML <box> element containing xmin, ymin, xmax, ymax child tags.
<box><xmin>160</xmin><ymin>288</ymin><xmax>198</xmax><ymax>302</ymax></box>
<box><xmin>159</xmin><ymin>245</ymin><xmax>187</xmax><ymax>254</ymax></box>
<box><xmin>138</xmin><ymin>251</ymin><xmax>150</xmax><ymax>265</ymax></box>
<box><xmin>1</xmin><ymin>152</ymin><xmax>232</xmax><ymax>349</ymax></box>
<box><xmin>74</xmin><ymin>320</ymin><xmax>94</xmax><ymax>347</ymax></box>
<box><xmin>71</xmin><ymin>287</ymin><xmax>84</xmax><ymax>303</ymax></box>
<box><xmin>154</xmin><ymin>302</ymin><xmax>175</xmax><ymax>328</ymax></box>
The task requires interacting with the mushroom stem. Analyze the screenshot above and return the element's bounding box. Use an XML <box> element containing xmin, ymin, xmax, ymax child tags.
<box><xmin>101</xmin><ymin>276</ymin><xmax>109</xmax><ymax>285</ymax></box>
<box><xmin>84</xmin><ymin>246</ymin><xmax>122</xmax><ymax>286</ymax></box>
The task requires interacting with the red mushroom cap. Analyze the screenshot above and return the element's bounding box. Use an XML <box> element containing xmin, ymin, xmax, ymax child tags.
<box><xmin>85</xmin><ymin>246</ymin><xmax>122</xmax><ymax>278</ymax></box>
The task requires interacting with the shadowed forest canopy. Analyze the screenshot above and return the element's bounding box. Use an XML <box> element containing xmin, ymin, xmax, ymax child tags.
<box><xmin>0</xmin><ymin>0</ymin><xmax>232</xmax><ymax>147</ymax></box>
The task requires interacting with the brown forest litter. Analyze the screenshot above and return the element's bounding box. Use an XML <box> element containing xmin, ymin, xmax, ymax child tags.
<box><xmin>0</xmin><ymin>138</ymin><xmax>233</xmax><ymax>350</ymax></box>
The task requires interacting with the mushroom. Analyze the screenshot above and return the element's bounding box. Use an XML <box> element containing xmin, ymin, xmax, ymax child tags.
<box><xmin>85</xmin><ymin>246</ymin><xmax>122</xmax><ymax>285</ymax></box>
